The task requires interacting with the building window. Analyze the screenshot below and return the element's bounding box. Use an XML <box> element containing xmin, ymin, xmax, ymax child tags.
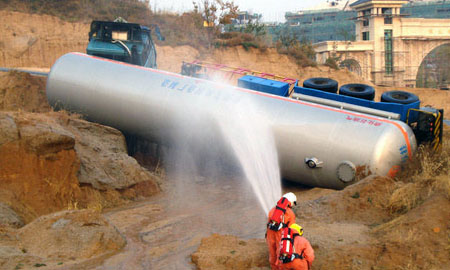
<box><xmin>362</xmin><ymin>9</ymin><xmax>371</xmax><ymax>17</ymax></box>
<box><xmin>382</xmin><ymin>8</ymin><xmax>392</xmax><ymax>15</ymax></box>
<box><xmin>384</xmin><ymin>30</ymin><xmax>393</xmax><ymax>75</ymax></box>
<box><xmin>363</xmin><ymin>31</ymin><xmax>370</xmax><ymax>41</ymax></box>
<box><xmin>363</xmin><ymin>20</ymin><xmax>369</xmax><ymax>26</ymax></box>
<box><xmin>384</xmin><ymin>17</ymin><xmax>392</xmax><ymax>24</ymax></box>
<box><xmin>382</xmin><ymin>8</ymin><xmax>392</xmax><ymax>24</ymax></box>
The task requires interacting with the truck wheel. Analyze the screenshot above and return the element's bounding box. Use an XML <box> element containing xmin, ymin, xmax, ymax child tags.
<box><xmin>339</xmin><ymin>84</ymin><xmax>375</xmax><ymax>100</ymax></box>
<box><xmin>303</xmin><ymin>77</ymin><xmax>338</xmax><ymax>93</ymax></box>
<box><xmin>381</xmin><ymin>91</ymin><xmax>419</xmax><ymax>104</ymax></box>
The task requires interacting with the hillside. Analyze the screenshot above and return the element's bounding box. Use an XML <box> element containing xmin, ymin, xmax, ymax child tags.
<box><xmin>0</xmin><ymin>0</ymin><xmax>152</xmax><ymax>23</ymax></box>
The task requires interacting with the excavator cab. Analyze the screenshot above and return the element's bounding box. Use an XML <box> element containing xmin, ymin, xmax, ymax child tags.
<box><xmin>87</xmin><ymin>20</ymin><xmax>162</xmax><ymax>68</ymax></box>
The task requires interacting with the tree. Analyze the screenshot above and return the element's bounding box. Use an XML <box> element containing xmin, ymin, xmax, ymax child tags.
<box><xmin>193</xmin><ymin>0</ymin><xmax>238</xmax><ymax>26</ymax></box>
<box><xmin>216</xmin><ymin>0</ymin><xmax>239</xmax><ymax>25</ymax></box>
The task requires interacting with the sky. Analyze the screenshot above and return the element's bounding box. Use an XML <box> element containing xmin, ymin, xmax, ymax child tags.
<box><xmin>149</xmin><ymin>0</ymin><xmax>326</xmax><ymax>22</ymax></box>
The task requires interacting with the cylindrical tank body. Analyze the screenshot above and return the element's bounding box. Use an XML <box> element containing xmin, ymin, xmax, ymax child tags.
<box><xmin>46</xmin><ymin>53</ymin><xmax>417</xmax><ymax>189</ymax></box>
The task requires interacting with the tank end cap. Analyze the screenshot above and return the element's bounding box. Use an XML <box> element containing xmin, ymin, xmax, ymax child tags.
<box><xmin>337</xmin><ymin>161</ymin><xmax>356</xmax><ymax>183</ymax></box>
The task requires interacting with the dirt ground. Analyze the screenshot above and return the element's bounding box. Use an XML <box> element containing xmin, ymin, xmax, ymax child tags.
<box><xmin>0</xmin><ymin>9</ymin><xmax>449</xmax><ymax>270</ymax></box>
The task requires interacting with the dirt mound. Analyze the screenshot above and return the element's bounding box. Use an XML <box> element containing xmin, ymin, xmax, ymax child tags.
<box><xmin>296</xmin><ymin>176</ymin><xmax>397</xmax><ymax>225</ymax></box>
<box><xmin>0</xmin><ymin>71</ymin><xmax>50</xmax><ymax>112</ymax></box>
<box><xmin>191</xmin><ymin>234</ymin><xmax>269</xmax><ymax>270</ymax></box>
<box><xmin>373</xmin><ymin>194</ymin><xmax>450</xmax><ymax>269</ymax></box>
<box><xmin>0</xmin><ymin>111</ymin><xmax>161</xmax><ymax>224</ymax></box>
<box><xmin>0</xmin><ymin>209</ymin><xmax>125</xmax><ymax>270</ymax></box>
<box><xmin>18</xmin><ymin>210</ymin><xmax>126</xmax><ymax>259</ymax></box>
<box><xmin>192</xmin><ymin>172</ymin><xmax>450</xmax><ymax>270</ymax></box>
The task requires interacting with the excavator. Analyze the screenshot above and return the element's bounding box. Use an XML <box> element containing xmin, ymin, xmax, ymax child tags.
<box><xmin>86</xmin><ymin>18</ymin><xmax>164</xmax><ymax>68</ymax></box>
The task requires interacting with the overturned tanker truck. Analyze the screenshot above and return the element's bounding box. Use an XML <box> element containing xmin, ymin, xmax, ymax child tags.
<box><xmin>46</xmin><ymin>53</ymin><xmax>443</xmax><ymax>189</ymax></box>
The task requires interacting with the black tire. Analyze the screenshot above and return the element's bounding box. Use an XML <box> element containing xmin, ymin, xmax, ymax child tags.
<box><xmin>339</xmin><ymin>83</ymin><xmax>375</xmax><ymax>100</ymax></box>
<box><xmin>381</xmin><ymin>91</ymin><xmax>420</xmax><ymax>104</ymax></box>
<box><xmin>303</xmin><ymin>77</ymin><xmax>338</xmax><ymax>93</ymax></box>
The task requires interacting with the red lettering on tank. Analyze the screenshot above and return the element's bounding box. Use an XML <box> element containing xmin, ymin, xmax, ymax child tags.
<box><xmin>345</xmin><ymin>116</ymin><xmax>382</xmax><ymax>127</ymax></box>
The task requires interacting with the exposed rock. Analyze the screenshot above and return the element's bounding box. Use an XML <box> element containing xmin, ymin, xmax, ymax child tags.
<box><xmin>0</xmin><ymin>114</ymin><xmax>18</xmax><ymax>145</ymax></box>
<box><xmin>0</xmin><ymin>111</ymin><xmax>160</xmax><ymax>224</ymax></box>
<box><xmin>0</xmin><ymin>202</ymin><xmax>23</xmax><ymax>228</ymax></box>
<box><xmin>66</xmin><ymin>118</ymin><xmax>160</xmax><ymax>192</ymax></box>
<box><xmin>0</xmin><ymin>189</ymin><xmax>36</xmax><ymax>226</ymax></box>
<box><xmin>18</xmin><ymin>209</ymin><xmax>126</xmax><ymax>260</ymax></box>
<box><xmin>0</xmin><ymin>112</ymin><xmax>81</xmax><ymax>223</ymax></box>
<box><xmin>17</xmin><ymin>116</ymin><xmax>75</xmax><ymax>155</ymax></box>
<box><xmin>191</xmin><ymin>234</ymin><xmax>269</xmax><ymax>270</ymax></box>
<box><xmin>0</xmin><ymin>72</ymin><xmax>50</xmax><ymax>113</ymax></box>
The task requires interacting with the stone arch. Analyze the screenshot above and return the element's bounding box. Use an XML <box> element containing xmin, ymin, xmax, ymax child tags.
<box><xmin>339</xmin><ymin>58</ymin><xmax>362</xmax><ymax>76</ymax></box>
<box><xmin>416</xmin><ymin>43</ymin><xmax>450</xmax><ymax>89</ymax></box>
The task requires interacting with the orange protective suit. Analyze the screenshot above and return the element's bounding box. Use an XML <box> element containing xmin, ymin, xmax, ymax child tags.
<box><xmin>266</xmin><ymin>206</ymin><xmax>296</xmax><ymax>270</ymax></box>
<box><xmin>279</xmin><ymin>236</ymin><xmax>314</xmax><ymax>270</ymax></box>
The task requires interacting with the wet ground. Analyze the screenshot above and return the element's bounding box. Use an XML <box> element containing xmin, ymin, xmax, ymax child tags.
<box><xmin>98</xmin><ymin>170</ymin><xmax>268</xmax><ymax>270</ymax></box>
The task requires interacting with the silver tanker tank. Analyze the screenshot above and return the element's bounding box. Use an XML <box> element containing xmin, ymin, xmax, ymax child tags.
<box><xmin>46</xmin><ymin>53</ymin><xmax>417</xmax><ymax>189</ymax></box>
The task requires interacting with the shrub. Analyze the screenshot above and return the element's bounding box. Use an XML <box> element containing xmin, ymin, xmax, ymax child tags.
<box><xmin>388</xmin><ymin>133</ymin><xmax>450</xmax><ymax>214</ymax></box>
<box><xmin>274</xmin><ymin>28</ymin><xmax>316</xmax><ymax>68</ymax></box>
<box><xmin>325</xmin><ymin>57</ymin><xmax>340</xmax><ymax>70</ymax></box>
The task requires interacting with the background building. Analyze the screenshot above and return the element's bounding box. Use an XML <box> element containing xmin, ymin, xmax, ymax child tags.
<box><xmin>283</xmin><ymin>0</ymin><xmax>450</xmax><ymax>43</ymax></box>
<box><xmin>312</xmin><ymin>0</ymin><xmax>450</xmax><ymax>87</ymax></box>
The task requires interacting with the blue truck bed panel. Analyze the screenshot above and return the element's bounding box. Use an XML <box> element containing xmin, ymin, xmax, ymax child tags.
<box><xmin>238</xmin><ymin>75</ymin><xmax>289</xmax><ymax>97</ymax></box>
<box><xmin>293</xmin><ymin>85</ymin><xmax>420</xmax><ymax>122</ymax></box>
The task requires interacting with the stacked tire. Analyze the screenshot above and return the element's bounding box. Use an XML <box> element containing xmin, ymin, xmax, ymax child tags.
<box><xmin>339</xmin><ymin>84</ymin><xmax>375</xmax><ymax>101</ymax></box>
<box><xmin>303</xmin><ymin>77</ymin><xmax>338</xmax><ymax>93</ymax></box>
<box><xmin>303</xmin><ymin>78</ymin><xmax>419</xmax><ymax>105</ymax></box>
<box><xmin>380</xmin><ymin>91</ymin><xmax>419</xmax><ymax>104</ymax></box>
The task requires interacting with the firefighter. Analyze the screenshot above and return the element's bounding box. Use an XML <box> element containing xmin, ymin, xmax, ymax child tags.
<box><xmin>279</xmin><ymin>224</ymin><xmax>314</xmax><ymax>270</ymax></box>
<box><xmin>266</xmin><ymin>192</ymin><xmax>297</xmax><ymax>270</ymax></box>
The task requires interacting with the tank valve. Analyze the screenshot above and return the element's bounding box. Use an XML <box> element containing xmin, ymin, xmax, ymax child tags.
<box><xmin>305</xmin><ymin>157</ymin><xmax>323</xmax><ymax>169</ymax></box>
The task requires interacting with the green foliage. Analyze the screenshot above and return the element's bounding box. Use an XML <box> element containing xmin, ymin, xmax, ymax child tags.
<box><xmin>214</xmin><ymin>31</ymin><xmax>268</xmax><ymax>52</ymax></box>
<box><xmin>241</xmin><ymin>41</ymin><xmax>258</xmax><ymax>51</ymax></box>
<box><xmin>242</xmin><ymin>20</ymin><xmax>266</xmax><ymax>37</ymax></box>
